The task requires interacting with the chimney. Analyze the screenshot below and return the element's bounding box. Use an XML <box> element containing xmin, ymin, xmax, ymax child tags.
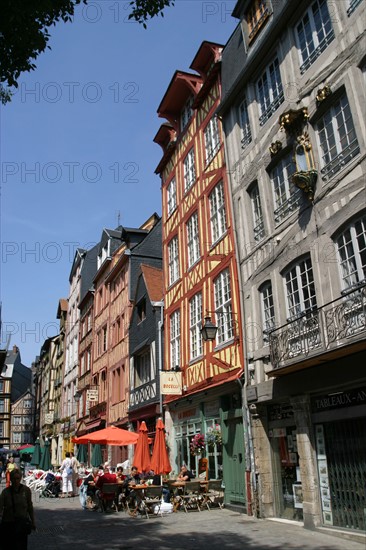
<box><xmin>12</xmin><ymin>345</ymin><xmax>19</xmax><ymax>354</ymax></box>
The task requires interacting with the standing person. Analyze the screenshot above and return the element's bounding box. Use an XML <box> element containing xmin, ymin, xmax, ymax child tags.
<box><xmin>0</xmin><ymin>469</ymin><xmax>36</xmax><ymax>550</ymax></box>
<box><xmin>59</xmin><ymin>452</ymin><xmax>73</xmax><ymax>498</ymax></box>
<box><xmin>70</xmin><ymin>452</ymin><xmax>80</xmax><ymax>496</ymax></box>
<box><xmin>5</xmin><ymin>456</ymin><xmax>19</xmax><ymax>488</ymax></box>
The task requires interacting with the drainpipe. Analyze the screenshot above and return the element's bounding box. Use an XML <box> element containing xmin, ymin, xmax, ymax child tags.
<box><xmin>152</xmin><ymin>301</ymin><xmax>164</xmax><ymax>418</ymax></box>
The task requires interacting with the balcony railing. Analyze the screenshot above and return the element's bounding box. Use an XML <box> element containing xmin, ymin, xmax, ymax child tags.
<box><xmin>269</xmin><ymin>284</ymin><xmax>366</xmax><ymax>370</ymax></box>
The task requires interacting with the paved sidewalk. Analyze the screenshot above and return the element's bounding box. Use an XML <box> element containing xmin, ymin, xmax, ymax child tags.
<box><xmin>27</xmin><ymin>491</ymin><xmax>365</xmax><ymax>550</ymax></box>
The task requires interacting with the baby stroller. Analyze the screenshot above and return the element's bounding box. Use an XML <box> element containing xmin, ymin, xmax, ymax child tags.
<box><xmin>41</xmin><ymin>472</ymin><xmax>61</xmax><ymax>498</ymax></box>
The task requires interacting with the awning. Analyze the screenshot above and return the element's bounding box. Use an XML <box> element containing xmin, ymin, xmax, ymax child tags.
<box><xmin>85</xmin><ymin>419</ymin><xmax>104</xmax><ymax>430</ymax></box>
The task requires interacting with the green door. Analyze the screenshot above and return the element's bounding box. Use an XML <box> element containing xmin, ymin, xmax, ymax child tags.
<box><xmin>222</xmin><ymin>414</ymin><xmax>246</xmax><ymax>507</ymax></box>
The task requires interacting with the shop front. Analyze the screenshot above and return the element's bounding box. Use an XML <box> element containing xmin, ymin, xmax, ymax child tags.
<box><xmin>311</xmin><ymin>386</ymin><xmax>366</xmax><ymax>532</ymax></box>
<box><xmin>167</xmin><ymin>384</ymin><xmax>246</xmax><ymax>510</ymax></box>
<box><xmin>268</xmin><ymin>403</ymin><xmax>303</xmax><ymax>522</ymax></box>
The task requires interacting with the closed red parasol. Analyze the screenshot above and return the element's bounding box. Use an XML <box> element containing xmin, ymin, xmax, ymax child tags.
<box><xmin>150</xmin><ymin>418</ymin><xmax>171</xmax><ymax>475</ymax></box>
<box><xmin>133</xmin><ymin>421</ymin><xmax>151</xmax><ymax>474</ymax></box>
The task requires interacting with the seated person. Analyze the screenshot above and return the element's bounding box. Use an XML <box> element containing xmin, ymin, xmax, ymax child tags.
<box><xmin>95</xmin><ymin>466</ymin><xmax>117</xmax><ymax>510</ymax></box>
<box><xmin>177</xmin><ymin>465</ymin><xmax>194</xmax><ymax>481</ymax></box>
<box><xmin>115</xmin><ymin>466</ymin><xmax>125</xmax><ymax>483</ymax></box>
<box><xmin>80</xmin><ymin>468</ymin><xmax>99</xmax><ymax>509</ymax></box>
<box><xmin>123</xmin><ymin>466</ymin><xmax>143</xmax><ymax>516</ymax></box>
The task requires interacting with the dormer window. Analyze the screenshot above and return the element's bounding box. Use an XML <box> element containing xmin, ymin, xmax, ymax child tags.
<box><xmin>246</xmin><ymin>0</ymin><xmax>271</xmax><ymax>44</ymax></box>
<box><xmin>97</xmin><ymin>240</ymin><xmax>110</xmax><ymax>269</ymax></box>
<box><xmin>137</xmin><ymin>298</ymin><xmax>146</xmax><ymax>323</ymax></box>
<box><xmin>180</xmin><ymin>95</ymin><xmax>194</xmax><ymax>132</ymax></box>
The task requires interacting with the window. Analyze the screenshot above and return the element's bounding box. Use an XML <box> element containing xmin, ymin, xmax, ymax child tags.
<box><xmin>190</xmin><ymin>293</ymin><xmax>203</xmax><ymax>360</ymax></box>
<box><xmin>284</xmin><ymin>256</ymin><xmax>317</xmax><ymax>319</ymax></box>
<box><xmin>250</xmin><ymin>183</ymin><xmax>265</xmax><ymax>241</ymax></box>
<box><xmin>13</xmin><ymin>433</ymin><xmax>21</xmax><ymax>444</ymax></box>
<box><xmin>24</xmin><ymin>400</ymin><xmax>32</xmax><ymax>409</ymax></box>
<box><xmin>0</xmin><ymin>422</ymin><xmax>3</xmax><ymax>437</ymax></box>
<box><xmin>0</xmin><ymin>380</ymin><xmax>3</xmax><ymax>392</ymax></box>
<box><xmin>181</xmin><ymin>95</ymin><xmax>194</xmax><ymax>131</ymax></box>
<box><xmin>209</xmin><ymin>181</ymin><xmax>227</xmax><ymax>243</ymax></box>
<box><xmin>260</xmin><ymin>282</ymin><xmax>275</xmax><ymax>342</ymax></box>
<box><xmin>204</xmin><ymin>116</ymin><xmax>220</xmax><ymax>165</ymax></box>
<box><xmin>296</xmin><ymin>0</ymin><xmax>334</xmax><ymax>74</ymax></box>
<box><xmin>214</xmin><ymin>269</ymin><xmax>234</xmax><ymax>344</ymax></box>
<box><xmin>187</xmin><ymin>212</ymin><xmax>200</xmax><ymax>267</ymax></box>
<box><xmin>347</xmin><ymin>0</ymin><xmax>362</xmax><ymax>16</ymax></box>
<box><xmin>135</xmin><ymin>351</ymin><xmax>150</xmax><ymax>386</ymax></box>
<box><xmin>271</xmin><ymin>153</ymin><xmax>301</xmax><ymax>224</ymax></box>
<box><xmin>336</xmin><ymin>215</ymin><xmax>366</xmax><ymax>290</ymax></box>
<box><xmin>239</xmin><ymin>97</ymin><xmax>252</xmax><ymax>148</ymax></box>
<box><xmin>0</xmin><ymin>399</ymin><xmax>5</xmax><ymax>413</ymax></box>
<box><xmin>170</xmin><ymin>310</ymin><xmax>181</xmax><ymax>369</ymax></box>
<box><xmin>246</xmin><ymin>0</ymin><xmax>271</xmax><ymax>43</ymax></box>
<box><xmin>257</xmin><ymin>57</ymin><xmax>284</xmax><ymax>125</ymax></box>
<box><xmin>184</xmin><ymin>148</ymin><xmax>196</xmax><ymax>192</ymax></box>
<box><xmin>167</xmin><ymin>177</ymin><xmax>177</xmax><ymax>216</ymax></box>
<box><xmin>137</xmin><ymin>298</ymin><xmax>146</xmax><ymax>323</ymax></box>
<box><xmin>14</xmin><ymin>416</ymin><xmax>22</xmax><ymax>426</ymax></box>
<box><xmin>168</xmin><ymin>236</ymin><xmax>180</xmax><ymax>285</ymax></box>
<box><xmin>317</xmin><ymin>93</ymin><xmax>359</xmax><ymax>180</ymax></box>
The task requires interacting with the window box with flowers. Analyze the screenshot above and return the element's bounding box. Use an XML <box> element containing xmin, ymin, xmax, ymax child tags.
<box><xmin>190</xmin><ymin>433</ymin><xmax>206</xmax><ymax>456</ymax></box>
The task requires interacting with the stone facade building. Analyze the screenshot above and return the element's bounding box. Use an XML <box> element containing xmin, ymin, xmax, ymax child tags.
<box><xmin>218</xmin><ymin>0</ymin><xmax>365</xmax><ymax>536</ymax></box>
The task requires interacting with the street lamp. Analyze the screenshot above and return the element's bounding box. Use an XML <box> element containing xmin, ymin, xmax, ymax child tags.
<box><xmin>201</xmin><ymin>315</ymin><xmax>218</xmax><ymax>342</ymax></box>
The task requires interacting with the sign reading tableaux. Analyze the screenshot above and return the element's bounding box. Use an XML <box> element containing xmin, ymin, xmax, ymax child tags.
<box><xmin>86</xmin><ymin>389</ymin><xmax>99</xmax><ymax>402</ymax></box>
<box><xmin>311</xmin><ymin>387</ymin><xmax>366</xmax><ymax>412</ymax></box>
<box><xmin>160</xmin><ymin>372</ymin><xmax>182</xmax><ymax>395</ymax></box>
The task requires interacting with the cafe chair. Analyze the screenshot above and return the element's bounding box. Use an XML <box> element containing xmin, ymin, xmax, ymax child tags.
<box><xmin>100</xmin><ymin>483</ymin><xmax>120</xmax><ymax>512</ymax></box>
<box><xmin>206</xmin><ymin>480</ymin><xmax>224</xmax><ymax>509</ymax></box>
<box><xmin>140</xmin><ymin>486</ymin><xmax>163</xmax><ymax>518</ymax></box>
<box><xmin>181</xmin><ymin>481</ymin><xmax>202</xmax><ymax>513</ymax></box>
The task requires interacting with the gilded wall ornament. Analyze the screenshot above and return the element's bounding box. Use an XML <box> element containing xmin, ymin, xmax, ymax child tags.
<box><xmin>269</xmin><ymin>140</ymin><xmax>282</xmax><ymax>156</ymax></box>
<box><xmin>316</xmin><ymin>85</ymin><xmax>332</xmax><ymax>105</ymax></box>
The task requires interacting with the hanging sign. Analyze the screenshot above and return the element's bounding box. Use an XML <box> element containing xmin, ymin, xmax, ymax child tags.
<box><xmin>45</xmin><ymin>412</ymin><xmax>54</xmax><ymax>424</ymax></box>
<box><xmin>86</xmin><ymin>389</ymin><xmax>99</xmax><ymax>402</ymax></box>
<box><xmin>160</xmin><ymin>371</ymin><xmax>182</xmax><ymax>395</ymax></box>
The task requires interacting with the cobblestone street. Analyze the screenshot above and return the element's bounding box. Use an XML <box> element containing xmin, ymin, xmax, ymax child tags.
<box><xmin>27</xmin><ymin>490</ymin><xmax>365</xmax><ymax>550</ymax></box>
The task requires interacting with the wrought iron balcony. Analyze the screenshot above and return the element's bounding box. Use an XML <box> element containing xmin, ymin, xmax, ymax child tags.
<box><xmin>269</xmin><ymin>284</ymin><xmax>366</xmax><ymax>372</ymax></box>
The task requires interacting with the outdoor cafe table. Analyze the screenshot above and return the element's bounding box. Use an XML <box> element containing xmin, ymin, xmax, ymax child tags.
<box><xmin>168</xmin><ymin>480</ymin><xmax>209</xmax><ymax>511</ymax></box>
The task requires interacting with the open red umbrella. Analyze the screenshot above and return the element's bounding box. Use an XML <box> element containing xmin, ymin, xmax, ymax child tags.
<box><xmin>73</xmin><ymin>425</ymin><xmax>139</xmax><ymax>446</ymax></box>
<box><xmin>150</xmin><ymin>418</ymin><xmax>171</xmax><ymax>475</ymax></box>
<box><xmin>133</xmin><ymin>421</ymin><xmax>151</xmax><ymax>474</ymax></box>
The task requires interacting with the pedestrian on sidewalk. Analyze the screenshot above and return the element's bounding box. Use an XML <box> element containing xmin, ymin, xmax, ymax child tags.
<box><xmin>0</xmin><ymin>469</ymin><xmax>36</xmax><ymax>550</ymax></box>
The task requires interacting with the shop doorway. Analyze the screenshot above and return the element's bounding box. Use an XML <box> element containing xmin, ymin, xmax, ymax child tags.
<box><xmin>271</xmin><ymin>426</ymin><xmax>303</xmax><ymax>521</ymax></box>
<box><xmin>315</xmin><ymin>418</ymin><xmax>366</xmax><ymax>531</ymax></box>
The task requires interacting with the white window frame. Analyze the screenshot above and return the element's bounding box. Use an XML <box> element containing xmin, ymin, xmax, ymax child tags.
<box><xmin>271</xmin><ymin>153</ymin><xmax>301</xmax><ymax>224</ymax></box>
<box><xmin>184</xmin><ymin>148</ymin><xmax>196</xmax><ymax>192</ymax></box>
<box><xmin>187</xmin><ymin>212</ymin><xmax>200</xmax><ymax>267</ymax></box>
<box><xmin>239</xmin><ymin>97</ymin><xmax>252</xmax><ymax>148</ymax></box>
<box><xmin>209</xmin><ymin>181</ymin><xmax>227</xmax><ymax>243</ymax></box>
<box><xmin>190</xmin><ymin>293</ymin><xmax>203</xmax><ymax>360</ymax></box>
<box><xmin>168</xmin><ymin>236</ymin><xmax>179</xmax><ymax>285</ymax></box>
<box><xmin>170</xmin><ymin>310</ymin><xmax>181</xmax><ymax>369</ymax></box>
<box><xmin>135</xmin><ymin>350</ymin><xmax>150</xmax><ymax>387</ymax></box>
<box><xmin>284</xmin><ymin>257</ymin><xmax>317</xmax><ymax>320</ymax></box>
<box><xmin>316</xmin><ymin>93</ymin><xmax>359</xmax><ymax>181</ymax></box>
<box><xmin>204</xmin><ymin>116</ymin><xmax>220</xmax><ymax>165</ymax></box>
<box><xmin>214</xmin><ymin>269</ymin><xmax>234</xmax><ymax>344</ymax></box>
<box><xmin>336</xmin><ymin>215</ymin><xmax>366</xmax><ymax>290</ymax></box>
<box><xmin>167</xmin><ymin>177</ymin><xmax>177</xmax><ymax>216</ymax></box>
<box><xmin>181</xmin><ymin>95</ymin><xmax>194</xmax><ymax>132</ymax></box>
<box><xmin>250</xmin><ymin>183</ymin><xmax>265</xmax><ymax>241</ymax></box>
<box><xmin>296</xmin><ymin>0</ymin><xmax>334</xmax><ymax>74</ymax></box>
<box><xmin>260</xmin><ymin>282</ymin><xmax>275</xmax><ymax>342</ymax></box>
<box><xmin>256</xmin><ymin>57</ymin><xmax>284</xmax><ymax>125</ymax></box>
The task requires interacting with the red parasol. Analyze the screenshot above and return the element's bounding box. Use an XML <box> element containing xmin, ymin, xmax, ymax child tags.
<box><xmin>133</xmin><ymin>421</ymin><xmax>151</xmax><ymax>474</ymax></box>
<box><xmin>73</xmin><ymin>425</ymin><xmax>139</xmax><ymax>446</ymax></box>
<box><xmin>150</xmin><ymin>418</ymin><xmax>171</xmax><ymax>475</ymax></box>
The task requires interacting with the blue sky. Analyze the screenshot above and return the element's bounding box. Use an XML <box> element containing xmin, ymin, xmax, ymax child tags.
<box><xmin>0</xmin><ymin>1</ymin><xmax>238</xmax><ymax>367</ymax></box>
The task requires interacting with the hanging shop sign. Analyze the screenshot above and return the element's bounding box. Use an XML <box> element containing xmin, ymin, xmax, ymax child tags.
<box><xmin>44</xmin><ymin>412</ymin><xmax>54</xmax><ymax>424</ymax></box>
<box><xmin>160</xmin><ymin>371</ymin><xmax>182</xmax><ymax>395</ymax></box>
<box><xmin>86</xmin><ymin>389</ymin><xmax>99</xmax><ymax>402</ymax></box>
